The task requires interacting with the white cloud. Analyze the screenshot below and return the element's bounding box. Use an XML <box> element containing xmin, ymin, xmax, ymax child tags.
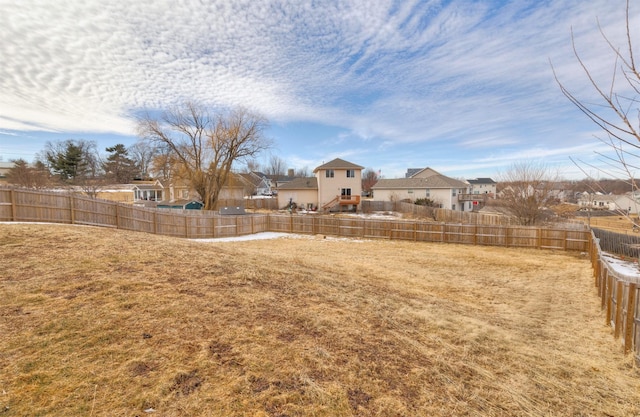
<box><xmin>0</xmin><ymin>0</ymin><xmax>638</xmax><ymax>178</ymax></box>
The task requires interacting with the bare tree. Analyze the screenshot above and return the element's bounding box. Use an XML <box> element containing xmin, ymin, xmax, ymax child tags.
<box><xmin>265</xmin><ymin>155</ymin><xmax>287</xmax><ymax>177</ymax></box>
<box><xmin>552</xmin><ymin>0</ymin><xmax>640</xmax><ymax>201</ymax></box>
<box><xmin>361</xmin><ymin>168</ymin><xmax>379</xmax><ymax>196</ymax></box>
<box><xmin>129</xmin><ymin>139</ymin><xmax>157</xmax><ymax>180</ymax></box>
<box><xmin>295</xmin><ymin>166</ymin><xmax>310</xmax><ymax>177</ymax></box>
<box><xmin>6</xmin><ymin>159</ymin><xmax>50</xmax><ymax>189</ymax></box>
<box><xmin>498</xmin><ymin>161</ymin><xmax>559</xmax><ymax>226</ymax></box>
<box><xmin>244</xmin><ymin>158</ymin><xmax>261</xmax><ymax>173</ymax></box>
<box><xmin>137</xmin><ymin>103</ymin><xmax>270</xmax><ymax>210</ymax></box>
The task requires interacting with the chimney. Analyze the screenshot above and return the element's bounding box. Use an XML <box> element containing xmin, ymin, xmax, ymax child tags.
<box><xmin>288</xmin><ymin>168</ymin><xmax>294</xmax><ymax>177</ymax></box>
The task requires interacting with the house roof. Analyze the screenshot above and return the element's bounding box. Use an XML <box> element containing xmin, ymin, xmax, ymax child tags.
<box><xmin>372</xmin><ymin>175</ymin><xmax>468</xmax><ymax>190</ymax></box>
<box><xmin>277</xmin><ymin>177</ymin><xmax>318</xmax><ymax>190</ymax></box>
<box><xmin>313</xmin><ymin>158</ymin><xmax>364</xmax><ymax>173</ymax></box>
<box><xmin>238</xmin><ymin>172</ymin><xmax>264</xmax><ymax>188</ymax></box>
<box><xmin>467</xmin><ymin>178</ymin><xmax>496</xmax><ymax>184</ymax></box>
<box><xmin>407</xmin><ymin>167</ymin><xmax>440</xmax><ymax>178</ymax></box>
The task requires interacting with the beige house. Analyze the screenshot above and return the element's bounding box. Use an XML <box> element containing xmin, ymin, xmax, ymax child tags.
<box><xmin>276</xmin><ymin>177</ymin><xmax>319</xmax><ymax>210</ymax></box>
<box><xmin>276</xmin><ymin>158</ymin><xmax>364</xmax><ymax>211</ymax></box>
<box><xmin>372</xmin><ymin>167</ymin><xmax>473</xmax><ymax>211</ymax></box>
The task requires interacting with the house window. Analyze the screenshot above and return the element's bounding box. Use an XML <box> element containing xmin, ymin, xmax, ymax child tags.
<box><xmin>408</xmin><ymin>189</ymin><xmax>413</xmax><ymax>194</ymax></box>
<box><xmin>425</xmin><ymin>189</ymin><xmax>430</xmax><ymax>197</ymax></box>
<box><xmin>452</xmin><ymin>204</ymin><xmax>456</xmax><ymax>210</ymax></box>
<box><xmin>326</xmin><ymin>169</ymin><xmax>334</xmax><ymax>178</ymax></box>
<box><xmin>452</xmin><ymin>189</ymin><xmax>456</xmax><ymax>196</ymax></box>
<box><xmin>346</xmin><ymin>169</ymin><xmax>355</xmax><ymax>178</ymax></box>
<box><xmin>181</xmin><ymin>190</ymin><xmax>189</xmax><ymax>199</ymax></box>
<box><xmin>341</xmin><ymin>188</ymin><xmax>351</xmax><ymax>199</ymax></box>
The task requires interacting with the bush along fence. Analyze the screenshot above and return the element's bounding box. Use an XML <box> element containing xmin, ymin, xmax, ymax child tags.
<box><xmin>590</xmin><ymin>229</ymin><xmax>640</xmax><ymax>364</ymax></box>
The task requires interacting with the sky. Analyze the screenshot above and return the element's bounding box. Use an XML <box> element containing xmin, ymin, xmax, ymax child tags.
<box><xmin>1</xmin><ymin>0</ymin><xmax>639</xmax><ymax>180</ymax></box>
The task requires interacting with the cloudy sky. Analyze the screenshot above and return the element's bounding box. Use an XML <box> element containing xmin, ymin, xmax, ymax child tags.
<box><xmin>1</xmin><ymin>0</ymin><xmax>638</xmax><ymax>179</ymax></box>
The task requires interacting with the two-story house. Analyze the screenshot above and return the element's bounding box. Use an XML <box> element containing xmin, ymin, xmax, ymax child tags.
<box><xmin>276</xmin><ymin>158</ymin><xmax>363</xmax><ymax>211</ymax></box>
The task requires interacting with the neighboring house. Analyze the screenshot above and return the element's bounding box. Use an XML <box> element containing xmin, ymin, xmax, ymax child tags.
<box><xmin>276</xmin><ymin>177</ymin><xmax>319</xmax><ymax>210</ymax></box>
<box><xmin>467</xmin><ymin>178</ymin><xmax>497</xmax><ymax>197</ymax></box>
<box><xmin>372</xmin><ymin>167</ymin><xmax>473</xmax><ymax>211</ymax></box>
<box><xmin>0</xmin><ymin>161</ymin><xmax>14</xmax><ymax>178</ymax></box>
<box><xmin>239</xmin><ymin>171</ymin><xmax>272</xmax><ymax>196</ymax></box>
<box><xmin>133</xmin><ymin>174</ymin><xmax>245</xmax><ymax>209</ymax></box>
<box><xmin>166</xmin><ymin>175</ymin><xmax>245</xmax><ymax>206</ymax></box>
<box><xmin>133</xmin><ymin>180</ymin><xmax>165</xmax><ymax>203</ymax></box>
<box><xmin>314</xmin><ymin>158</ymin><xmax>363</xmax><ymax>211</ymax></box>
<box><xmin>269</xmin><ymin>169</ymin><xmax>297</xmax><ymax>189</ymax></box>
<box><xmin>578</xmin><ymin>192</ymin><xmax>640</xmax><ymax>214</ymax></box>
<box><xmin>95</xmin><ymin>184</ymin><xmax>137</xmax><ymax>203</ymax></box>
<box><xmin>276</xmin><ymin>158</ymin><xmax>364</xmax><ymax>211</ymax></box>
<box><xmin>578</xmin><ymin>193</ymin><xmax>614</xmax><ymax>211</ymax></box>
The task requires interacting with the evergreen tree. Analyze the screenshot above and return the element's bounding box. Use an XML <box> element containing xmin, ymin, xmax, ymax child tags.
<box><xmin>103</xmin><ymin>144</ymin><xmax>136</xmax><ymax>183</ymax></box>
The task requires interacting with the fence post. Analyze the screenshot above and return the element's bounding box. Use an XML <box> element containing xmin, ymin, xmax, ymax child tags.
<box><xmin>10</xmin><ymin>189</ymin><xmax>16</xmax><ymax>221</ymax></box>
<box><xmin>153</xmin><ymin>211</ymin><xmax>157</xmax><ymax>235</ymax></box>
<box><xmin>614</xmin><ymin>280</ymin><xmax>623</xmax><ymax>338</ymax></box>
<box><xmin>115</xmin><ymin>204</ymin><xmax>120</xmax><ymax>229</ymax></box>
<box><xmin>601</xmin><ymin>268</ymin><xmax>608</xmax><ymax>309</ymax></box>
<box><xmin>69</xmin><ymin>194</ymin><xmax>75</xmax><ymax>224</ymax></box>
<box><xmin>185</xmin><ymin>215</ymin><xmax>189</xmax><ymax>238</ymax></box>
<box><xmin>624</xmin><ymin>283</ymin><xmax>637</xmax><ymax>354</ymax></box>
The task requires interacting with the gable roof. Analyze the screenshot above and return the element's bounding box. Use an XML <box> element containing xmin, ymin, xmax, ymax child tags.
<box><xmin>408</xmin><ymin>167</ymin><xmax>440</xmax><ymax>178</ymax></box>
<box><xmin>467</xmin><ymin>178</ymin><xmax>496</xmax><ymax>185</ymax></box>
<box><xmin>277</xmin><ymin>177</ymin><xmax>318</xmax><ymax>190</ymax></box>
<box><xmin>372</xmin><ymin>175</ymin><xmax>468</xmax><ymax>190</ymax></box>
<box><xmin>313</xmin><ymin>158</ymin><xmax>364</xmax><ymax>173</ymax></box>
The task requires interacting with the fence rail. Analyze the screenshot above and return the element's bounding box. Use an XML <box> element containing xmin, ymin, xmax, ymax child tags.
<box><xmin>1</xmin><ymin>187</ymin><xmax>637</xmax><ymax>362</ymax></box>
<box><xmin>590</xmin><ymin>229</ymin><xmax>640</xmax><ymax>364</ymax></box>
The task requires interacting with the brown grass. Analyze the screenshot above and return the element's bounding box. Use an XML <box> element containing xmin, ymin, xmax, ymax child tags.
<box><xmin>1</xmin><ymin>223</ymin><xmax>639</xmax><ymax>416</ymax></box>
<box><xmin>577</xmin><ymin>215</ymin><xmax>638</xmax><ymax>234</ymax></box>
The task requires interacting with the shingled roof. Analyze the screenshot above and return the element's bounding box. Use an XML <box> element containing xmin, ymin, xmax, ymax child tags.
<box><xmin>372</xmin><ymin>175</ymin><xmax>468</xmax><ymax>189</ymax></box>
<box><xmin>277</xmin><ymin>177</ymin><xmax>318</xmax><ymax>190</ymax></box>
<box><xmin>313</xmin><ymin>158</ymin><xmax>364</xmax><ymax>173</ymax></box>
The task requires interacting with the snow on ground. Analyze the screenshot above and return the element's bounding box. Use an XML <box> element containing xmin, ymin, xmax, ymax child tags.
<box><xmin>189</xmin><ymin>232</ymin><xmax>366</xmax><ymax>243</ymax></box>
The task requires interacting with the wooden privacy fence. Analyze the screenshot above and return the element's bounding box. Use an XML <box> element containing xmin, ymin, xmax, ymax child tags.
<box><xmin>0</xmin><ymin>188</ymin><xmax>590</xmax><ymax>251</ymax></box>
<box><xmin>590</xmin><ymin>230</ymin><xmax>640</xmax><ymax>364</ymax></box>
<box><xmin>0</xmin><ymin>188</ymin><xmax>269</xmax><ymax>238</ymax></box>
<box><xmin>267</xmin><ymin>214</ymin><xmax>589</xmax><ymax>250</ymax></box>
<box><xmin>362</xmin><ymin>200</ymin><xmax>516</xmax><ymax>226</ymax></box>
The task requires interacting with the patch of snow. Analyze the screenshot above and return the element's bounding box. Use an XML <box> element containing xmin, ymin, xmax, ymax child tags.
<box><xmin>601</xmin><ymin>252</ymin><xmax>640</xmax><ymax>284</ymax></box>
<box><xmin>190</xmin><ymin>232</ymin><xmax>365</xmax><ymax>243</ymax></box>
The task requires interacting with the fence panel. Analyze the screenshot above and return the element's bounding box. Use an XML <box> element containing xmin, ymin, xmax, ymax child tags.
<box><xmin>506</xmin><ymin>227</ymin><xmax>537</xmax><ymax>248</ymax></box>
<box><xmin>315</xmin><ymin>216</ymin><xmax>340</xmax><ymax>236</ymax></box>
<box><xmin>415</xmin><ymin>222</ymin><xmax>444</xmax><ymax>243</ymax></box>
<box><xmin>0</xmin><ymin>189</ymin><xmax>12</xmax><ymax>221</ymax></box>
<box><xmin>72</xmin><ymin>197</ymin><xmax>118</xmax><ymax>227</ymax></box>
<box><xmin>13</xmin><ymin>190</ymin><xmax>72</xmax><ymax>223</ymax></box>
<box><xmin>337</xmin><ymin>218</ymin><xmax>365</xmax><ymax>238</ymax></box>
<box><xmin>290</xmin><ymin>216</ymin><xmax>315</xmax><ymax>235</ymax></box>
<box><xmin>475</xmin><ymin>225</ymin><xmax>507</xmax><ymax>246</ymax></box>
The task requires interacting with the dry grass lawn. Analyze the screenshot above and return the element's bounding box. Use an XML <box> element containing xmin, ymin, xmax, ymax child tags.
<box><xmin>1</xmin><ymin>223</ymin><xmax>639</xmax><ymax>416</ymax></box>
